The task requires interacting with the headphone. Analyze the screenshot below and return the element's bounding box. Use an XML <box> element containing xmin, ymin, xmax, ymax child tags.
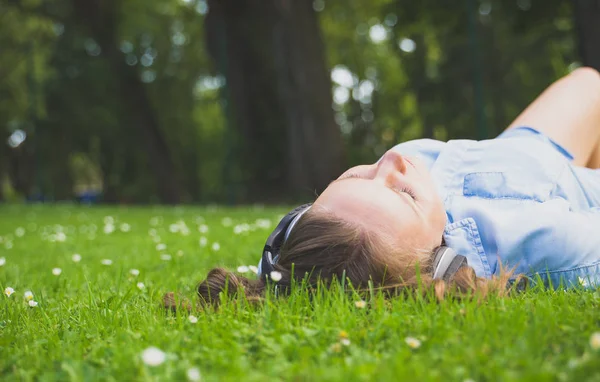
<box><xmin>257</xmin><ymin>204</ymin><xmax>468</xmax><ymax>283</ymax></box>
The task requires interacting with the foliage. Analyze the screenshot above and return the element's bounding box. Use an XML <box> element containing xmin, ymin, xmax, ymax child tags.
<box><xmin>1</xmin><ymin>205</ymin><xmax>600</xmax><ymax>380</ymax></box>
<box><xmin>0</xmin><ymin>0</ymin><xmax>579</xmax><ymax>202</ymax></box>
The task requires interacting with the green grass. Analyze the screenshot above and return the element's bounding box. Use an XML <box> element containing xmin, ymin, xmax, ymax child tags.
<box><xmin>1</xmin><ymin>204</ymin><xmax>600</xmax><ymax>382</ymax></box>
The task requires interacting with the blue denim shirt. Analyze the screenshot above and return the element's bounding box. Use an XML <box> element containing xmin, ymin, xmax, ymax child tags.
<box><xmin>391</xmin><ymin>127</ymin><xmax>600</xmax><ymax>288</ymax></box>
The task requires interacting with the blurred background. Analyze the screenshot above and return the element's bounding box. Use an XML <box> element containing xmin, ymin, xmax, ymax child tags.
<box><xmin>1</xmin><ymin>0</ymin><xmax>598</xmax><ymax>205</ymax></box>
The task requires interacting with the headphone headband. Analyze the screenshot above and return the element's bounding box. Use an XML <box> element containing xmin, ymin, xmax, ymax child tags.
<box><xmin>258</xmin><ymin>204</ymin><xmax>312</xmax><ymax>277</ymax></box>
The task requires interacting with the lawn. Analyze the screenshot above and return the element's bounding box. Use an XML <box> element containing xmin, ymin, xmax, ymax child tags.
<box><xmin>1</xmin><ymin>204</ymin><xmax>600</xmax><ymax>381</ymax></box>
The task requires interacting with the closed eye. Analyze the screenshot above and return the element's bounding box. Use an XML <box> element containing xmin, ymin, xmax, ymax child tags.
<box><xmin>337</xmin><ymin>174</ymin><xmax>417</xmax><ymax>201</ymax></box>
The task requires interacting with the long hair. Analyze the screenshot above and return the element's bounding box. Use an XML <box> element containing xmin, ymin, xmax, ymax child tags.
<box><xmin>181</xmin><ymin>206</ymin><xmax>515</xmax><ymax>309</ymax></box>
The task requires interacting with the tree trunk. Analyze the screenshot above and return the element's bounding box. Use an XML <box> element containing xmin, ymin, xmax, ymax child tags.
<box><xmin>205</xmin><ymin>0</ymin><xmax>344</xmax><ymax>201</ymax></box>
<box><xmin>574</xmin><ymin>0</ymin><xmax>600</xmax><ymax>70</ymax></box>
<box><xmin>72</xmin><ymin>0</ymin><xmax>183</xmax><ymax>204</ymax></box>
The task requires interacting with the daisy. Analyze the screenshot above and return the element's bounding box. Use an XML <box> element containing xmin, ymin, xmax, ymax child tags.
<box><xmin>188</xmin><ymin>315</ymin><xmax>198</xmax><ymax>324</ymax></box>
<box><xmin>103</xmin><ymin>224</ymin><xmax>115</xmax><ymax>234</ymax></box>
<box><xmin>120</xmin><ymin>223</ymin><xmax>131</xmax><ymax>232</ymax></box>
<box><xmin>199</xmin><ymin>237</ymin><xmax>208</xmax><ymax>247</ymax></box>
<box><xmin>0</xmin><ymin>257</ymin><xmax>5</xmax><ymax>266</ymax></box>
<box><xmin>405</xmin><ymin>336</ymin><xmax>422</xmax><ymax>349</ymax></box>
<box><xmin>28</xmin><ymin>300</ymin><xmax>38</xmax><ymax>307</ymax></box>
<box><xmin>237</xmin><ymin>265</ymin><xmax>250</xmax><ymax>273</ymax></box>
<box><xmin>211</xmin><ymin>242</ymin><xmax>220</xmax><ymax>251</ymax></box>
<box><xmin>130</xmin><ymin>269</ymin><xmax>140</xmax><ymax>276</ymax></box>
<box><xmin>52</xmin><ymin>268</ymin><xmax>62</xmax><ymax>276</ymax></box>
<box><xmin>72</xmin><ymin>254</ymin><xmax>82</xmax><ymax>262</ymax></box>
<box><xmin>249</xmin><ymin>265</ymin><xmax>258</xmax><ymax>274</ymax></box>
<box><xmin>160</xmin><ymin>254</ymin><xmax>172</xmax><ymax>261</ymax></box>
<box><xmin>269</xmin><ymin>271</ymin><xmax>282</xmax><ymax>282</ymax></box>
<box><xmin>101</xmin><ymin>259</ymin><xmax>113</xmax><ymax>266</ymax></box>
<box><xmin>24</xmin><ymin>291</ymin><xmax>34</xmax><ymax>301</ymax></box>
<box><xmin>354</xmin><ymin>300</ymin><xmax>367</xmax><ymax>309</ymax></box>
<box><xmin>141</xmin><ymin>347</ymin><xmax>166</xmax><ymax>366</ymax></box>
<box><xmin>137</xmin><ymin>282</ymin><xmax>145</xmax><ymax>290</ymax></box>
<box><xmin>186</xmin><ymin>367</ymin><xmax>201</xmax><ymax>381</ymax></box>
<box><xmin>4</xmin><ymin>287</ymin><xmax>15</xmax><ymax>297</ymax></box>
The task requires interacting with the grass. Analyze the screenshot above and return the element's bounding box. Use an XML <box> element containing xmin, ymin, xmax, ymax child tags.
<box><xmin>1</xmin><ymin>204</ymin><xmax>600</xmax><ymax>382</ymax></box>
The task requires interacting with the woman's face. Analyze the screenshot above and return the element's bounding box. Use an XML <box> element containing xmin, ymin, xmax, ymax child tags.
<box><xmin>315</xmin><ymin>149</ymin><xmax>447</xmax><ymax>252</ymax></box>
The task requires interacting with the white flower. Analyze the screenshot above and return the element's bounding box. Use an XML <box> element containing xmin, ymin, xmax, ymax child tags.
<box><xmin>186</xmin><ymin>367</ymin><xmax>202</xmax><ymax>381</ymax></box>
<box><xmin>52</xmin><ymin>268</ymin><xmax>62</xmax><ymax>276</ymax></box>
<box><xmin>590</xmin><ymin>332</ymin><xmax>600</xmax><ymax>350</ymax></box>
<box><xmin>198</xmin><ymin>224</ymin><xmax>209</xmax><ymax>233</ymax></box>
<box><xmin>24</xmin><ymin>291</ymin><xmax>34</xmax><ymax>301</ymax></box>
<box><xmin>120</xmin><ymin>223</ymin><xmax>131</xmax><ymax>232</ymax></box>
<box><xmin>160</xmin><ymin>254</ymin><xmax>172</xmax><ymax>261</ymax></box>
<box><xmin>237</xmin><ymin>265</ymin><xmax>250</xmax><ymax>273</ymax></box>
<box><xmin>55</xmin><ymin>232</ymin><xmax>66</xmax><ymax>242</ymax></box>
<box><xmin>354</xmin><ymin>300</ymin><xmax>367</xmax><ymax>309</ymax></box>
<box><xmin>169</xmin><ymin>224</ymin><xmax>179</xmax><ymax>233</ymax></box>
<box><xmin>4</xmin><ymin>287</ymin><xmax>15</xmax><ymax>297</ymax></box>
<box><xmin>221</xmin><ymin>217</ymin><xmax>233</xmax><ymax>227</ymax></box>
<box><xmin>72</xmin><ymin>254</ymin><xmax>82</xmax><ymax>262</ymax></box>
<box><xmin>578</xmin><ymin>276</ymin><xmax>590</xmax><ymax>288</ymax></box>
<box><xmin>188</xmin><ymin>315</ymin><xmax>198</xmax><ymax>324</ymax></box>
<box><xmin>269</xmin><ymin>271</ymin><xmax>282</xmax><ymax>282</ymax></box>
<box><xmin>141</xmin><ymin>347</ymin><xmax>166</xmax><ymax>366</ymax></box>
<box><xmin>103</xmin><ymin>224</ymin><xmax>115</xmax><ymax>234</ymax></box>
<box><xmin>156</xmin><ymin>243</ymin><xmax>167</xmax><ymax>251</ymax></box>
<box><xmin>28</xmin><ymin>300</ymin><xmax>38</xmax><ymax>307</ymax></box>
<box><xmin>255</xmin><ymin>218</ymin><xmax>272</xmax><ymax>229</ymax></box>
<box><xmin>340</xmin><ymin>338</ymin><xmax>351</xmax><ymax>346</ymax></box>
<box><xmin>101</xmin><ymin>259</ymin><xmax>113</xmax><ymax>266</ymax></box>
<box><xmin>104</xmin><ymin>216</ymin><xmax>114</xmax><ymax>225</ymax></box>
<box><xmin>15</xmin><ymin>227</ymin><xmax>25</xmax><ymax>237</ymax></box>
<box><xmin>5</xmin><ymin>241</ymin><xmax>13</xmax><ymax>249</ymax></box>
<box><xmin>0</xmin><ymin>257</ymin><xmax>5</xmax><ymax>266</ymax></box>
<box><xmin>211</xmin><ymin>242</ymin><xmax>220</xmax><ymax>251</ymax></box>
<box><xmin>137</xmin><ymin>282</ymin><xmax>145</xmax><ymax>290</ymax></box>
<box><xmin>130</xmin><ymin>269</ymin><xmax>140</xmax><ymax>276</ymax></box>
<box><xmin>152</xmin><ymin>236</ymin><xmax>161</xmax><ymax>243</ymax></box>
<box><xmin>405</xmin><ymin>336</ymin><xmax>422</xmax><ymax>349</ymax></box>
<box><xmin>249</xmin><ymin>265</ymin><xmax>258</xmax><ymax>274</ymax></box>
<box><xmin>199</xmin><ymin>237</ymin><xmax>207</xmax><ymax>247</ymax></box>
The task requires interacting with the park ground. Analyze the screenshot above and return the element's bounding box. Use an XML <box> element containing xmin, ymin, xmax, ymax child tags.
<box><xmin>1</xmin><ymin>205</ymin><xmax>600</xmax><ymax>381</ymax></box>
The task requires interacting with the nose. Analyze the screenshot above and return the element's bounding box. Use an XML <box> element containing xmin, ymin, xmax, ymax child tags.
<box><xmin>374</xmin><ymin>150</ymin><xmax>407</xmax><ymax>180</ymax></box>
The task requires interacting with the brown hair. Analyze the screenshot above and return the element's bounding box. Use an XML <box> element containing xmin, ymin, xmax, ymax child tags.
<box><xmin>189</xmin><ymin>206</ymin><xmax>517</xmax><ymax>309</ymax></box>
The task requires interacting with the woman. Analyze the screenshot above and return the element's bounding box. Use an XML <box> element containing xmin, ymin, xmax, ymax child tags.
<box><xmin>196</xmin><ymin>67</ymin><xmax>600</xmax><ymax>306</ymax></box>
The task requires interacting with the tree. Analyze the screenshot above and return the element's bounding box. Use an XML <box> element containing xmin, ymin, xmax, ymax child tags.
<box><xmin>205</xmin><ymin>0</ymin><xmax>344</xmax><ymax>201</ymax></box>
<box><xmin>70</xmin><ymin>0</ymin><xmax>184</xmax><ymax>203</ymax></box>
<box><xmin>573</xmin><ymin>0</ymin><xmax>600</xmax><ymax>70</ymax></box>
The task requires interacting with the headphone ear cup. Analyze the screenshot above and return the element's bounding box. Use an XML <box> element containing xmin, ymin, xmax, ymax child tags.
<box><xmin>442</xmin><ymin>255</ymin><xmax>468</xmax><ymax>283</ymax></box>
